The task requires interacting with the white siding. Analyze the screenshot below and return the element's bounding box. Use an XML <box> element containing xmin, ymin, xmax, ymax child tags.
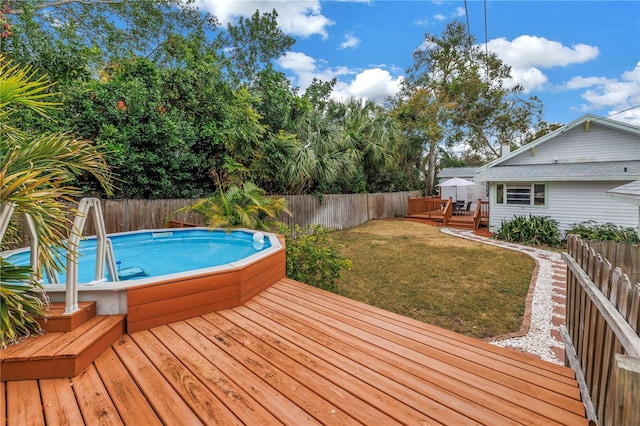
<box><xmin>502</xmin><ymin>124</ymin><xmax>640</xmax><ymax>166</ymax></box>
<box><xmin>489</xmin><ymin>181</ymin><xmax>639</xmax><ymax>234</ymax></box>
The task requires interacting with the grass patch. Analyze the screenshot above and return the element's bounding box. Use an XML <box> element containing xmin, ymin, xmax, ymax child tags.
<box><xmin>331</xmin><ymin>220</ymin><xmax>535</xmax><ymax>339</ymax></box>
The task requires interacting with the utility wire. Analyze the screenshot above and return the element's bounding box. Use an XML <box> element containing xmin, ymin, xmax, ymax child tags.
<box><xmin>464</xmin><ymin>0</ymin><xmax>472</xmax><ymax>44</ymax></box>
<box><xmin>484</xmin><ymin>0</ymin><xmax>489</xmax><ymax>57</ymax></box>
<box><xmin>606</xmin><ymin>104</ymin><xmax>640</xmax><ymax>117</ymax></box>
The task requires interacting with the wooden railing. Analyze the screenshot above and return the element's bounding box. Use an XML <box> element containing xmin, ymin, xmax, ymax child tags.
<box><xmin>442</xmin><ymin>199</ymin><xmax>452</xmax><ymax>226</ymax></box>
<box><xmin>407</xmin><ymin>196</ymin><xmax>443</xmax><ymax>216</ymax></box>
<box><xmin>472</xmin><ymin>200</ymin><xmax>490</xmax><ymax>231</ymax></box>
<box><xmin>562</xmin><ymin>235</ymin><xmax>640</xmax><ymax>425</ymax></box>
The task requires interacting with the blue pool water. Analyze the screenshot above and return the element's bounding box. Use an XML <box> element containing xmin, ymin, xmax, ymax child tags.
<box><xmin>3</xmin><ymin>229</ymin><xmax>272</xmax><ymax>284</ymax></box>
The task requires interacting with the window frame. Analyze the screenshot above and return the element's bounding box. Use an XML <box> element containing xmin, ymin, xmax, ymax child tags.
<box><xmin>494</xmin><ymin>182</ymin><xmax>547</xmax><ymax>207</ymax></box>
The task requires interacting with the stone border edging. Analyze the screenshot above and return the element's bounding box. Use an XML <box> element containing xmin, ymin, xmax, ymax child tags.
<box><xmin>438</xmin><ymin>227</ymin><xmax>566</xmax><ymax>365</ymax></box>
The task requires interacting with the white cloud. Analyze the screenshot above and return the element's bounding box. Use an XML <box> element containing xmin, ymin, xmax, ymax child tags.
<box><xmin>569</xmin><ymin>62</ymin><xmax>640</xmax><ymax>125</ymax></box>
<box><xmin>278</xmin><ymin>51</ymin><xmax>317</xmax><ymax>74</ymax></box>
<box><xmin>433</xmin><ymin>14</ymin><xmax>446</xmax><ymax>22</ymax></box>
<box><xmin>278</xmin><ymin>52</ymin><xmax>402</xmax><ymax>103</ymax></box>
<box><xmin>564</xmin><ymin>76</ymin><xmax>611</xmax><ymax>90</ymax></box>
<box><xmin>333</xmin><ymin>68</ymin><xmax>404</xmax><ymax>101</ymax></box>
<box><xmin>485</xmin><ymin>35</ymin><xmax>599</xmax><ymax>93</ymax></box>
<box><xmin>195</xmin><ymin>0</ymin><xmax>334</xmax><ymax>38</ymax></box>
<box><xmin>339</xmin><ymin>33</ymin><xmax>361</xmax><ymax>50</ymax></box>
<box><xmin>453</xmin><ymin>7</ymin><xmax>466</xmax><ymax>18</ymax></box>
<box><xmin>487</xmin><ymin>36</ymin><xmax>599</xmax><ymax>69</ymax></box>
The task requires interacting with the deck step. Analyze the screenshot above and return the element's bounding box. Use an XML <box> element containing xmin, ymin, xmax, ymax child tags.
<box><xmin>38</xmin><ymin>301</ymin><xmax>97</xmax><ymax>332</ymax></box>
<box><xmin>447</xmin><ymin>220</ymin><xmax>475</xmax><ymax>229</ymax></box>
<box><xmin>0</xmin><ymin>314</ymin><xmax>126</xmax><ymax>381</ymax></box>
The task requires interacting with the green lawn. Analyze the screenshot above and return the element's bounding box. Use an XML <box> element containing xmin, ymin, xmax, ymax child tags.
<box><xmin>331</xmin><ymin>220</ymin><xmax>535</xmax><ymax>339</ymax></box>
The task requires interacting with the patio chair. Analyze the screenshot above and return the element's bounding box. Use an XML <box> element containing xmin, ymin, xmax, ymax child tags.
<box><xmin>454</xmin><ymin>200</ymin><xmax>465</xmax><ymax>215</ymax></box>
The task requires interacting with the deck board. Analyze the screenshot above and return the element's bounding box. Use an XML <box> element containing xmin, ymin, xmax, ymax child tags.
<box><xmin>40</xmin><ymin>378</ymin><xmax>85</xmax><ymax>425</ymax></box>
<box><xmin>2</xmin><ymin>278</ymin><xmax>588</xmax><ymax>425</ymax></box>
<box><xmin>71</xmin><ymin>364</ymin><xmax>123</xmax><ymax>425</ymax></box>
<box><xmin>112</xmin><ymin>335</ymin><xmax>204</xmax><ymax>425</ymax></box>
<box><xmin>263</xmin><ymin>283</ymin><xmax>583</xmax><ymax>408</ymax></box>
<box><xmin>30</xmin><ymin>316</ymin><xmax>108</xmax><ymax>361</ymax></box>
<box><xmin>129</xmin><ymin>330</ymin><xmax>243</xmax><ymax>425</ymax></box>
<box><xmin>162</xmin><ymin>318</ymin><xmax>322</xmax><ymax>424</ymax></box>
<box><xmin>6</xmin><ymin>381</ymin><xmax>43</xmax><ymax>426</ymax></box>
<box><xmin>252</xmin><ymin>288</ymin><xmax>570</xmax><ymax>424</ymax></box>
<box><xmin>219</xmin><ymin>308</ymin><xmax>453</xmax><ymax>425</ymax></box>
<box><xmin>93</xmin><ymin>348</ymin><xmax>162</xmax><ymax>426</ymax></box>
<box><xmin>0</xmin><ymin>332</ymin><xmax>64</xmax><ymax>362</ymax></box>
<box><xmin>283</xmin><ymin>277</ymin><xmax>575</xmax><ymax>379</ymax></box>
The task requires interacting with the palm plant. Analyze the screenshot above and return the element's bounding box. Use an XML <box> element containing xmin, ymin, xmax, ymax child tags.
<box><xmin>1</xmin><ymin>55</ymin><xmax>113</xmax><ymax>347</ymax></box>
<box><xmin>284</xmin><ymin>109</ymin><xmax>356</xmax><ymax>194</ymax></box>
<box><xmin>172</xmin><ymin>182</ymin><xmax>291</xmax><ymax>231</ymax></box>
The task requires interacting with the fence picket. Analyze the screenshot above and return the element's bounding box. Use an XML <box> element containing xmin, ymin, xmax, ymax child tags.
<box><xmin>48</xmin><ymin>191</ymin><xmax>420</xmax><ymax>237</ymax></box>
<box><xmin>629</xmin><ymin>285</ymin><xmax>640</xmax><ymax>333</ymax></box>
<box><xmin>564</xmin><ymin>235</ymin><xmax>640</xmax><ymax>425</ymax></box>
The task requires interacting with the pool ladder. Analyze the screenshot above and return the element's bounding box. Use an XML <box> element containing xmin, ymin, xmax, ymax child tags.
<box><xmin>65</xmin><ymin>198</ymin><xmax>118</xmax><ymax>314</ymax></box>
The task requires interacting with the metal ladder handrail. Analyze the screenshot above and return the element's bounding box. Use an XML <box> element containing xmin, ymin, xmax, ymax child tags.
<box><xmin>0</xmin><ymin>202</ymin><xmax>49</xmax><ymax>282</ymax></box>
<box><xmin>65</xmin><ymin>198</ymin><xmax>118</xmax><ymax>314</ymax></box>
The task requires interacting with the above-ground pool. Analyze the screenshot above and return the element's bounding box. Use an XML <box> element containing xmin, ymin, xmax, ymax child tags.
<box><xmin>1</xmin><ymin>228</ymin><xmax>286</xmax><ymax>326</ymax></box>
<box><xmin>4</xmin><ymin>228</ymin><xmax>274</xmax><ymax>284</ymax></box>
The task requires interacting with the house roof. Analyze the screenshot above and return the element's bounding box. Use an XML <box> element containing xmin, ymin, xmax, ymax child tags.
<box><xmin>437</xmin><ymin>167</ymin><xmax>479</xmax><ymax>179</ymax></box>
<box><xmin>477</xmin><ymin>160</ymin><xmax>640</xmax><ymax>182</ymax></box>
<box><xmin>606</xmin><ymin>180</ymin><xmax>640</xmax><ymax>205</ymax></box>
<box><xmin>477</xmin><ymin>114</ymin><xmax>640</xmax><ymax>173</ymax></box>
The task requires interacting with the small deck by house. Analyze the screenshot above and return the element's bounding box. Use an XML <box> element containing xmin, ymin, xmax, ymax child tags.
<box><xmin>407</xmin><ymin>196</ymin><xmax>490</xmax><ymax>231</ymax></box>
<box><xmin>1</xmin><ymin>279</ymin><xmax>587</xmax><ymax>425</ymax></box>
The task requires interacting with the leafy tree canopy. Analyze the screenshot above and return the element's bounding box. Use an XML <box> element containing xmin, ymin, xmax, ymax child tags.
<box><xmin>1</xmin><ymin>0</ymin><xmax>217</xmax><ymax>82</ymax></box>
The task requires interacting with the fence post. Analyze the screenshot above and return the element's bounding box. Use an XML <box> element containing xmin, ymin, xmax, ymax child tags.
<box><xmin>613</xmin><ymin>354</ymin><xmax>640</xmax><ymax>425</ymax></box>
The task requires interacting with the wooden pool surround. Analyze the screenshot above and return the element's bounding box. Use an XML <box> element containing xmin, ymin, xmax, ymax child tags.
<box><xmin>126</xmin><ymin>240</ymin><xmax>286</xmax><ymax>333</ymax></box>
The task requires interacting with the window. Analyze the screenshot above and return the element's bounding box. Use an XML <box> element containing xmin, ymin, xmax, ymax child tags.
<box><xmin>495</xmin><ymin>183</ymin><xmax>546</xmax><ymax>206</ymax></box>
<box><xmin>533</xmin><ymin>184</ymin><xmax>546</xmax><ymax>205</ymax></box>
<box><xmin>496</xmin><ymin>184</ymin><xmax>504</xmax><ymax>204</ymax></box>
<box><xmin>506</xmin><ymin>184</ymin><xmax>532</xmax><ymax>205</ymax></box>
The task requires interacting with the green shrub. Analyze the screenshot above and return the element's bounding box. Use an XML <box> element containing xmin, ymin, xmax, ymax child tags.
<box><xmin>566</xmin><ymin>221</ymin><xmax>640</xmax><ymax>243</ymax></box>
<box><xmin>279</xmin><ymin>224</ymin><xmax>352</xmax><ymax>292</ymax></box>
<box><xmin>495</xmin><ymin>215</ymin><xmax>562</xmax><ymax>246</ymax></box>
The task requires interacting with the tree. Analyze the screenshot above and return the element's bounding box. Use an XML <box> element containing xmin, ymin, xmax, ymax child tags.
<box><xmin>282</xmin><ymin>108</ymin><xmax>355</xmax><ymax>194</ymax></box>
<box><xmin>391</xmin><ymin>87</ymin><xmax>442</xmax><ymax>195</ymax></box>
<box><xmin>398</xmin><ymin>20</ymin><xmax>548</xmax><ymax>192</ymax></box>
<box><xmin>1</xmin><ymin>0</ymin><xmax>218</xmax><ymax>83</ymax></box>
<box><xmin>0</xmin><ymin>55</ymin><xmax>112</xmax><ymax>347</ymax></box>
<box><xmin>326</xmin><ymin>98</ymin><xmax>400</xmax><ymax>193</ymax></box>
<box><xmin>213</xmin><ymin>9</ymin><xmax>295</xmax><ymax>86</ymax></box>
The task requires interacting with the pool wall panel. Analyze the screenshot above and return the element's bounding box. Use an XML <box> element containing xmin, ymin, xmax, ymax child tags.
<box><xmin>125</xmin><ymin>247</ymin><xmax>286</xmax><ymax>333</ymax></box>
<box><xmin>126</xmin><ymin>271</ymin><xmax>241</xmax><ymax>333</ymax></box>
<box><xmin>127</xmin><ymin>270</ymin><xmax>240</xmax><ymax>306</ymax></box>
<box><xmin>240</xmin><ymin>249</ymin><xmax>286</xmax><ymax>304</ymax></box>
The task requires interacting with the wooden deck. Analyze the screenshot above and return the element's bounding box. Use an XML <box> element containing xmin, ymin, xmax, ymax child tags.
<box><xmin>1</xmin><ymin>279</ymin><xmax>587</xmax><ymax>425</ymax></box>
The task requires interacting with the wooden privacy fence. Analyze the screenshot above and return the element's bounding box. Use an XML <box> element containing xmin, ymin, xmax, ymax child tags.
<box><xmin>77</xmin><ymin>191</ymin><xmax>421</xmax><ymax>235</ymax></box>
<box><xmin>562</xmin><ymin>235</ymin><xmax>640</xmax><ymax>425</ymax></box>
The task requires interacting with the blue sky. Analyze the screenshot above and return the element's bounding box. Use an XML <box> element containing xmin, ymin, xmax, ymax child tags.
<box><xmin>196</xmin><ymin>1</ymin><xmax>640</xmax><ymax>126</ymax></box>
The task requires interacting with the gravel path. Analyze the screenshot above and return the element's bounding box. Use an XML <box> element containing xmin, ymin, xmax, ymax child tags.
<box><xmin>441</xmin><ymin>227</ymin><xmax>567</xmax><ymax>365</ymax></box>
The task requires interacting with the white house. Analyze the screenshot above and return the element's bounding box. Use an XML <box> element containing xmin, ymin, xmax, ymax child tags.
<box><xmin>475</xmin><ymin>114</ymin><xmax>640</xmax><ymax>235</ymax></box>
